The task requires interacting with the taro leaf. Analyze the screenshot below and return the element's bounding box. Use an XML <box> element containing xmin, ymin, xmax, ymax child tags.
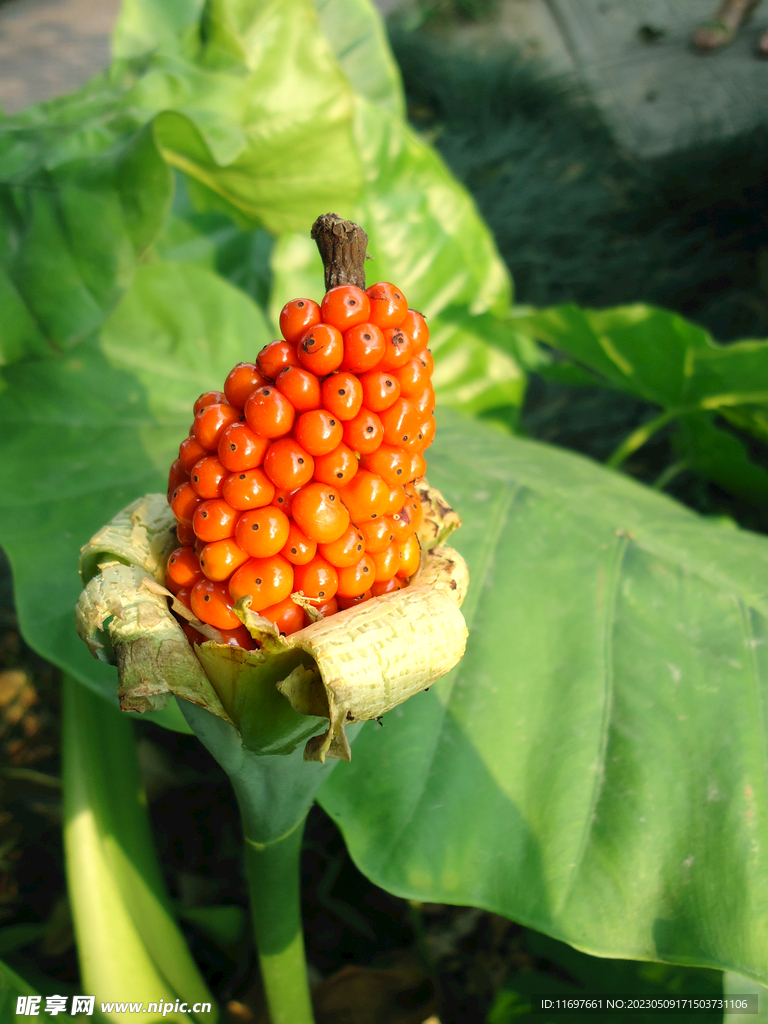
<box><xmin>0</xmin><ymin>262</ymin><xmax>269</xmax><ymax>728</ymax></box>
<box><xmin>319</xmin><ymin>408</ymin><xmax>768</xmax><ymax>983</ymax></box>
<box><xmin>672</xmin><ymin>414</ymin><xmax>768</xmax><ymax>504</ymax></box>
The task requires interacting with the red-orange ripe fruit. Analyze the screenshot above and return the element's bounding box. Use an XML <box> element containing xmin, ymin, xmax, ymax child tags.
<box><xmin>297</xmin><ymin>323</ymin><xmax>344</xmax><ymax>376</ymax></box>
<box><xmin>192</xmin><ymin>498</ymin><xmax>238</xmax><ymax>542</ymax></box>
<box><xmin>228</xmin><ymin>555</ymin><xmax>294</xmax><ymax>612</ymax></box>
<box><xmin>339</xmin><ymin>470</ymin><xmax>389</xmax><ymax>523</ymax></box>
<box><xmin>321</xmin><ymin>284</ymin><xmax>370</xmax><ymax>331</ymax></box>
<box><xmin>190</xmin><ymin>579</ymin><xmax>241</xmax><ymax>630</ymax></box>
<box><xmin>366</xmin><ymin>282</ymin><xmax>408</xmax><ymax>329</ymax></box>
<box><xmin>235</xmin><ymin>506</ymin><xmax>291</xmax><ymax>559</ymax></box>
<box><xmin>257</xmin><ymin>340</ymin><xmax>299</xmax><ymax>381</ymax></box>
<box><xmin>340</xmin><ymin>322</ymin><xmax>385</xmax><ymax>374</ymax></box>
<box><xmin>279</xmin><ymin>297</ymin><xmax>321</xmax><ymax>344</ymax></box>
<box><xmin>291</xmin><ymin>483</ymin><xmax>350</xmax><ymax>544</ymax></box>
<box><xmin>275</xmin><ymin>365</ymin><xmax>322</xmax><ymax>413</ymax></box>
<box><xmin>294</xmin><ymin>409</ymin><xmax>343</xmax><ymax>457</ymax></box>
<box><xmin>218</xmin><ymin>423</ymin><xmax>270</xmax><ymax>473</ymax></box>
<box><xmin>313</xmin><ymin>443</ymin><xmax>359</xmax><ymax>488</ymax></box>
<box><xmin>396</xmin><ymin>534</ymin><xmax>421</xmax><ymax>578</ymax></box>
<box><xmin>280</xmin><ymin>520</ymin><xmax>318</xmax><ymax>566</ymax></box>
<box><xmin>198</xmin><ymin>538</ymin><xmax>250</xmax><ymax>582</ymax></box>
<box><xmin>318</xmin><ymin>524</ymin><xmax>366</xmax><ymax>569</ymax></box>
<box><xmin>342</xmin><ymin>408</ymin><xmax>384</xmax><ymax>455</ymax></box>
<box><xmin>321</xmin><ymin>372</ymin><xmax>363</xmax><ymax>421</ymax></box>
<box><xmin>292</xmin><ymin>555</ymin><xmax>338</xmax><ymax>602</ymax></box>
<box><xmin>400</xmin><ymin>309</ymin><xmax>429</xmax><ymax>352</ymax></box>
<box><xmin>190</xmin><ymin>456</ymin><xmax>228</xmax><ymax>499</ymax></box>
<box><xmin>222</xmin><ymin>468</ymin><xmax>275</xmax><ymax>511</ymax></box>
<box><xmin>263</xmin><ymin>438</ymin><xmax>314</xmax><ymax>491</ymax></box>
<box><xmin>193</xmin><ymin>403</ymin><xmax>241</xmax><ymax>451</ymax></box>
<box><xmin>336</xmin><ymin>554</ymin><xmax>376</xmax><ymax>598</ymax></box>
<box><xmin>244</xmin><ymin>386</ymin><xmax>295</xmax><ymax>439</ymax></box>
<box><xmin>260</xmin><ymin>596</ymin><xmax>305</xmax><ymax>636</ymax></box>
<box><xmin>224</xmin><ymin>363</ymin><xmax>267</xmax><ymax>408</ymax></box>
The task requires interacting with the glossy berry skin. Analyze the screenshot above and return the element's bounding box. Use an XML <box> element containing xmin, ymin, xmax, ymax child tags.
<box><xmin>193</xmin><ymin>498</ymin><xmax>238</xmax><ymax>542</ymax></box>
<box><xmin>275</xmin><ymin>366</ymin><xmax>322</xmax><ymax>413</ymax></box>
<box><xmin>336</xmin><ymin>554</ymin><xmax>375</xmax><ymax>598</ymax></box>
<box><xmin>272</xmin><ymin>488</ymin><xmax>298</xmax><ymax>516</ymax></box>
<box><xmin>397</xmin><ymin>534</ymin><xmax>421</xmax><ymax>578</ymax></box>
<box><xmin>280</xmin><ymin>521</ymin><xmax>318</xmax><ymax>565</ymax></box>
<box><xmin>193</xmin><ymin>403</ymin><xmax>241</xmax><ymax>451</ymax></box>
<box><xmin>340</xmin><ymin>323</ymin><xmax>385</xmax><ymax>374</ymax></box>
<box><xmin>217</xmin><ymin>625</ymin><xmax>256</xmax><ymax>650</ymax></box>
<box><xmin>260</xmin><ymin>596</ymin><xmax>304</xmax><ymax>636</ymax></box>
<box><xmin>171</xmin><ymin>483</ymin><xmax>203</xmax><ymax>525</ymax></box>
<box><xmin>236</xmin><ymin>506</ymin><xmax>291</xmax><ymax>559</ymax></box>
<box><xmin>385</xmin><ymin>484</ymin><xmax>406</xmax><ymax>516</ymax></box>
<box><xmin>167</xmin><ymin>546</ymin><xmax>204</xmax><ymax>589</ymax></box>
<box><xmin>313</xmin><ymin>443</ymin><xmax>358</xmax><ymax>488</ymax></box>
<box><xmin>371</xmin><ymin>542</ymin><xmax>400</xmax><ymax>582</ymax></box>
<box><xmin>337</xmin><ymin>590</ymin><xmax>373</xmax><ymax>610</ymax></box>
<box><xmin>294</xmin><ymin>409</ymin><xmax>343</xmax><ymax>457</ymax></box>
<box><xmin>419</xmin><ymin>416</ymin><xmax>436</xmax><ymax>450</ymax></box>
<box><xmin>380</xmin><ymin>398</ymin><xmax>420</xmax><ymax>447</ymax></box>
<box><xmin>218</xmin><ymin>423</ymin><xmax>269</xmax><ymax>473</ymax></box>
<box><xmin>224</xmin><ymin>363</ymin><xmax>267</xmax><ymax>408</ymax></box>
<box><xmin>408</xmin><ymin>451</ymin><xmax>427</xmax><ymax>481</ymax></box>
<box><xmin>173</xmin><ymin>585</ymin><xmax>193</xmax><ymax>608</ymax></box>
<box><xmin>222</xmin><ymin>468</ymin><xmax>275</xmax><ymax>511</ymax></box>
<box><xmin>342</xmin><ymin>408</ymin><xmax>383</xmax><ymax>455</ymax></box>
<box><xmin>357</xmin><ymin>516</ymin><xmax>394</xmax><ymax>553</ymax></box>
<box><xmin>176</xmin><ymin>521</ymin><xmax>196</xmax><ymax>547</ymax></box>
<box><xmin>228</xmin><ymin>555</ymin><xmax>294</xmax><ymax>612</ymax></box>
<box><xmin>396</xmin><ymin>355</ymin><xmax>431</xmax><ymax>397</ymax></box>
<box><xmin>190</xmin><ymin>456</ymin><xmax>228</xmax><ymax>499</ymax></box>
<box><xmin>359</xmin><ymin>444</ymin><xmax>409</xmax><ymax>487</ymax></box>
<box><xmin>339</xmin><ymin>470</ymin><xmax>389</xmax><ymax>523</ymax></box>
<box><xmin>297</xmin><ymin>324</ymin><xmax>343</xmax><ymax>376</ymax></box>
<box><xmin>257</xmin><ymin>340</ymin><xmax>299</xmax><ymax>382</ymax></box>
<box><xmin>365</xmin><ymin>282</ymin><xmax>408</xmax><ymax>330</ymax></box>
<box><xmin>412</xmin><ymin>386</ymin><xmax>436</xmax><ymax>417</ymax></box>
<box><xmin>194</xmin><ymin>391</ymin><xmax>227</xmax><ymax>416</ymax></box>
<box><xmin>168</xmin><ymin>459</ymin><xmax>189</xmax><ymax>501</ymax></box>
<box><xmin>181</xmin><ymin>621</ymin><xmax>206</xmax><ymax>646</ymax></box>
<box><xmin>263</xmin><ymin>438</ymin><xmax>314</xmax><ymax>491</ymax></box>
<box><xmin>400</xmin><ymin>309</ymin><xmax>429</xmax><ymax>352</ymax></box>
<box><xmin>358</xmin><ymin>370</ymin><xmax>400</xmax><ymax>413</ymax></box>
<box><xmin>421</xmin><ymin>349</ymin><xmax>435</xmax><ymax>376</ymax></box>
<box><xmin>321</xmin><ymin>372</ymin><xmax>363</xmax><ymax>421</ymax></box>
<box><xmin>292</xmin><ymin>555</ymin><xmax>338</xmax><ymax>601</ymax></box>
<box><xmin>318</xmin><ymin>524</ymin><xmax>366</xmax><ymax>569</ymax></box>
<box><xmin>179</xmin><ymin>436</ymin><xmax>208</xmax><ymax>472</ymax></box>
<box><xmin>291</xmin><ymin>483</ymin><xmax>349</xmax><ymax>544</ymax></box>
<box><xmin>198</xmin><ymin>538</ymin><xmax>250</xmax><ymax>582</ymax></box>
<box><xmin>310</xmin><ymin>596</ymin><xmax>339</xmax><ymax>621</ymax></box>
<box><xmin>371</xmin><ymin>576</ymin><xmax>403</xmax><ymax>597</ymax></box>
<box><xmin>244</xmin><ymin>387</ymin><xmax>295</xmax><ymax>439</ymax></box>
<box><xmin>280</xmin><ymin>297</ymin><xmax>321</xmax><ymax>344</ymax></box>
<box><xmin>320</xmin><ymin>285</ymin><xmax>370</xmax><ymax>331</ymax></box>
<box><xmin>378</xmin><ymin>327</ymin><xmax>413</xmax><ymax>371</ymax></box>
<box><xmin>190</xmin><ymin>579</ymin><xmax>241</xmax><ymax>630</ymax></box>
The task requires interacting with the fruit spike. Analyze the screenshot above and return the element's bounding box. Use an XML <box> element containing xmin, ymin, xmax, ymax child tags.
<box><xmin>166</xmin><ymin>216</ymin><xmax>435</xmax><ymax>643</ymax></box>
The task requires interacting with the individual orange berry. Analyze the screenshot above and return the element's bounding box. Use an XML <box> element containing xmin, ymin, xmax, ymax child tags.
<box><xmin>407</xmin><ymin>451</ymin><xmax>427</xmax><ymax>482</ymax></box>
<box><xmin>412</xmin><ymin>387</ymin><xmax>436</xmax><ymax>417</ymax></box>
<box><xmin>340</xmin><ymin>322</ymin><xmax>385</xmax><ymax>374</ymax></box>
<box><xmin>263</xmin><ymin>438</ymin><xmax>314</xmax><ymax>491</ymax></box>
<box><xmin>168</xmin><ymin>459</ymin><xmax>189</xmax><ymax>502</ymax></box>
<box><xmin>193</xmin><ymin>498</ymin><xmax>238</xmax><ymax>542</ymax></box>
<box><xmin>321</xmin><ymin>284</ymin><xmax>370</xmax><ymax>331</ymax></box>
<box><xmin>292</xmin><ymin>483</ymin><xmax>350</xmax><ymax>544</ymax></box>
<box><xmin>222</xmin><ymin>468</ymin><xmax>275</xmax><ymax>511</ymax></box>
<box><xmin>365</xmin><ymin>282</ymin><xmax>408</xmax><ymax>330</ymax></box>
<box><xmin>421</xmin><ymin>349</ymin><xmax>435</xmax><ymax>376</ymax></box>
<box><xmin>313</xmin><ymin>443</ymin><xmax>359</xmax><ymax>488</ymax></box>
<box><xmin>294</xmin><ymin>409</ymin><xmax>343</xmax><ymax>457</ymax></box>
<box><xmin>396</xmin><ymin>534</ymin><xmax>421</xmax><ymax>578</ymax></box>
<box><xmin>321</xmin><ymin>372</ymin><xmax>363</xmax><ymax>421</ymax></box>
<box><xmin>380</xmin><ymin>398</ymin><xmax>420</xmax><ymax>447</ymax></box>
<box><xmin>403</xmin><ymin>485</ymin><xmax>424</xmax><ymax>523</ymax></box>
<box><xmin>218</xmin><ymin>422</ymin><xmax>270</xmax><ymax>473</ymax></box>
<box><xmin>224</xmin><ymin>363</ymin><xmax>267</xmax><ymax>408</ymax></box>
<box><xmin>359</xmin><ymin>445</ymin><xmax>409</xmax><ymax>487</ymax></box>
<box><xmin>318</xmin><ymin>524</ymin><xmax>366</xmax><ymax>569</ymax></box>
<box><xmin>339</xmin><ymin>470</ymin><xmax>389</xmax><ymax>523</ymax></box>
<box><xmin>371</xmin><ymin>543</ymin><xmax>399</xmax><ymax>582</ymax></box>
<box><xmin>181</xmin><ymin>621</ymin><xmax>206</xmax><ymax>646</ymax></box>
<box><xmin>280</xmin><ymin>521</ymin><xmax>318</xmax><ymax>566</ymax></box>
<box><xmin>172</xmin><ymin>482</ymin><xmax>203</xmax><ymax>525</ymax></box>
<box><xmin>357</xmin><ymin>516</ymin><xmax>394</xmax><ymax>553</ymax></box>
<box><xmin>229</xmin><ymin>555</ymin><xmax>294</xmax><ymax>611</ymax></box>
<box><xmin>260</xmin><ymin>596</ymin><xmax>305</xmax><ymax>636</ymax></box>
<box><xmin>358</xmin><ymin>369</ymin><xmax>400</xmax><ymax>413</ymax></box>
<box><xmin>190</xmin><ymin>456</ymin><xmax>228</xmax><ymax>499</ymax></box>
<box><xmin>194</xmin><ymin>391</ymin><xmax>227</xmax><ymax>415</ymax></box>
<box><xmin>179</xmin><ymin>436</ymin><xmax>208</xmax><ymax>472</ymax></box>
<box><xmin>309</xmin><ymin>596</ymin><xmax>339</xmax><ymax>622</ymax></box>
<box><xmin>342</xmin><ymin>408</ymin><xmax>384</xmax><ymax>455</ymax></box>
<box><xmin>337</xmin><ymin>590</ymin><xmax>373</xmax><ymax>610</ymax></box>
<box><xmin>235</xmin><ymin>506</ymin><xmax>291</xmax><ymax>559</ymax></box>
<box><xmin>378</xmin><ymin>327</ymin><xmax>413</xmax><ymax>371</ymax></box>
<box><xmin>176</xmin><ymin>521</ymin><xmax>196</xmax><ymax>547</ymax></box>
<box><xmin>217</xmin><ymin>625</ymin><xmax>256</xmax><ymax>650</ymax></box>
<box><xmin>419</xmin><ymin>416</ymin><xmax>436</xmax><ymax>450</ymax></box>
<box><xmin>371</xmin><ymin>576</ymin><xmax>403</xmax><ymax>597</ymax></box>
<box><xmin>401</xmin><ymin>309</ymin><xmax>429</xmax><ymax>352</ymax></box>
<box><xmin>190</xmin><ymin>579</ymin><xmax>241</xmax><ymax>630</ymax></box>
<box><xmin>293</xmin><ymin>555</ymin><xmax>338</xmax><ymax>601</ymax></box>
<box><xmin>384</xmin><ymin>484</ymin><xmax>406</xmax><ymax>516</ymax></box>
<box><xmin>167</xmin><ymin>546</ymin><xmax>203</xmax><ymax>589</ymax></box>
<box><xmin>244</xmin><ymin>386</ymin><xmax>295</xmax><ymax>439</ymax></box>
<box><xmin>272</xmin><ymin>487</ymin><xmax>299</xmax><ymax>516</ymax></box>
<box><xmin>336</xmin><ymin>554</ymin><xmax>375</xmax><ymax>598</ymax></box>
<box><xmin>199</xmin><ymin>538</ymin><xmax>250</xmax><ymax>582</ymax></box>
<box><xmin>297</xmin><ymin>323</ymin><xmax>343</xmax><ymax>376</ymax></box>
<box><xmin>257</xmin><ymin>340</ymin><xmax>299</xmax><ymax>381</ymax></box>
<box><xmin>395</xmin><ymin>355</ymin><xmax>431</xmax><ymax>397</ymax></box>
<box><xmin>275</xmin><ymin>365</ymin><xmax>322</xmax><ymax>413</ymax></box>
<box><xmin>173</xmin><ymin>585</ymin><xmax>193</xmax><ymax>608</ymax></box>
<box><xmin>193</xmin><ymin>403</ymin><xmax>242</xmax><ymax>451</ymax></box>
<box><xmin>279</xmin><ymin>297</ymin><xmax>321</xmax><ymax>344</ymax></box>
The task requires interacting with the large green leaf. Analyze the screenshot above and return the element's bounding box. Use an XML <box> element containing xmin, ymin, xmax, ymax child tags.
<box><xmin>319</xmin><ymin>408</ymin><xmax>768</xmax><ymax>983</ymax></box>
<box><xmin>0</xmin><ymin>262</ymin><xmax>269</xmax><ymax>726</ymax></box>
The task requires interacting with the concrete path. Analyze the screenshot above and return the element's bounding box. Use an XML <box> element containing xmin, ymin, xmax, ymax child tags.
<box><xmin>0</xmin><ymin>0</ymin><xmax>767</xmax><ymax>157</ymax></box>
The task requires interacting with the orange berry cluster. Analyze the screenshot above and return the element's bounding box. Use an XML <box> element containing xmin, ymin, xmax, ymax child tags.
<box><xmin>165</xmin><ymin>281</ymin><xmax>435</xmax><ymax>648</ymax></box>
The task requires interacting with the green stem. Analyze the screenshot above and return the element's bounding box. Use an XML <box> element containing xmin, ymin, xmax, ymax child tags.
<box><xmin>606</xmin><ymin>408</ymin><xmax>679</xmax><ymax>469</ymax></box>
<box><xmin>241</xmin><ymin>819</ymin><xmax>315</xmax><ymax>1024</ymax></box>
<box><xmin>653</xmin><ymin>459</ymin><xmax>688</xmax><ymax>491</ymax></box>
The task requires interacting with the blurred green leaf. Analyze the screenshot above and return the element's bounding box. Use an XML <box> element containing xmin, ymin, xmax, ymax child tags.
<box><xmin>0</xmin><ymin>957</ymin><xmax>37</xmax><ymax>1021</ymax></box>
<box><xmin>672</xmin><ymin>414</ymin><xmax>768</xmax><ymax>503</ymax></box>
<box><xmin>320</xmin><ymin>408</ymin><xmax>768</xmax><ymax>985</ymax></box>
